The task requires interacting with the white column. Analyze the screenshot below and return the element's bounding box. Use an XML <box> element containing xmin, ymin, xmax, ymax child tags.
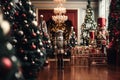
<box><xmin>98</xmin><ymin>0</ymin><xmax>111</xmax><ymax>27</ymax></box>
<box><xmin>98</xmin><ymin>0</ymin><xmax>106</xmax><ymax>18</ymax></box>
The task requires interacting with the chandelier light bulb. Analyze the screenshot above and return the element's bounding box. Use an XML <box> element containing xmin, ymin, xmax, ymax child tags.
<box><xmin>52</xmin><ymin>1</ymin><xmax>68</xmax><ymax>24</ymax></box>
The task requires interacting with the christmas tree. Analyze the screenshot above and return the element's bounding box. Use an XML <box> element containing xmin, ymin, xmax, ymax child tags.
<box><xmin>42</xmin><ymin>30</ymin><xmax>53</xmax><ymax>63</ymax></box>
<box><xmin>1</xmin><ymin>0</ymin><xmax>46</xmax><ymax>79</ymax></box>
<box><xmin>0</xmin><ymin>0</ymin><xmax>16</xmax><ymax>24</ymax></box>
<box><xmin>108</xmin><ymin>0</ymin><xmax>120</xmax><ymax>42</ymax></box>
<box><xmin>80</xmin><ymin>0</ymin><xmax>97</xmax><ymax>46</ymax></box>
<box><xmin>107</xmin><ymin>0</ymin><xmax>120</xmax><ymax>65</ymax></box>
<box><xmin>68</xmin><ymin>27</ymin><xmax>77</xmax><ymax>47</ymax></box>
<box><xmin>0</xmin><ymin>10</ymin><xmax>24</xmax><ymax>80</ymax></box>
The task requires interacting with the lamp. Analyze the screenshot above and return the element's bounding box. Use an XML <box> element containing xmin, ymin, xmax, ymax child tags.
<box><xmin>52</xmin><ymin>0</ymin><xmax>68</xmax><ymax>25</ymax></box>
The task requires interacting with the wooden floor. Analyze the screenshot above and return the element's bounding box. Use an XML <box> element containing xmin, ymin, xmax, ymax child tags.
<box><xmin>37</xmin><ymin>61</ymin><xmax>120</xmax><ymax>80</ymax></box>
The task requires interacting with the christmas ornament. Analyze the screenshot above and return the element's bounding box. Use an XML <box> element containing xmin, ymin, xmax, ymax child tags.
<box><xmin>2</xmin><ymin>7</ymin><xmax>5</xmax><ymax>10</ymax></box>
<box><xmin>48</xmin><ymin>40</ymin><xmax>51</xmax><ymax>43</ymax></box>
<box><xmin>6</xmin><ymin>42</ymin><xmax>13</xmax><ymax>50</ymax></box>
<box><xmin>32</xmin><ymin>32</ymin><xmax>37</xmax><ymax>37</ymax></box>
<box><xmin>19</xmin><ymin>49</ymin><xmax>24</xmax><ymax>53</ymax></box>
<box><xmin>36</xmin><ymin>30</ymin><xmax>40</xmax><ymax>34</ymax></box>
<box><xmin>12</xmin><ymin>38</ymin><xmax>17</xmax><ymax>44</ymax></box>
<box><xmin>0</xmin><ymin>20</ymin><xmax>10</xmax><ymax>35</ymax></box>
<box><xmin>22</xmin><ymin>13</ymin><xmax>26</xmax><ymax>18</ymax></box>
<box><xmin>37</xmin><ymin>49</ymin><xmax>41</xmax><ymax>53</ymax></box>
<box><xmin>18</xmin><ymin>30</ymin><xmax>24</xmax><ymax>36</ymax></box>
<box><xmin>39</xmin><ymin>41</ymin><xmax>43</xmax><ymax>46</ymax></box>
<box><xmin>24</xmin><ymin>55</ymin><xmax>28</xmax><ymax>60</ymax></box>
<box><xmin>32</xmin><ymin>60</ymin><xmax>35</xmax><ymax>64</ymax></box>
<box><xmin>10</xmin><ymin>2</ymin><xmax>14</xmax><ymax>6</ymax></box>
<box><xmin>33</xmin><ymin>12</ymin><xmax>36</xmax><ymax>17</ymax></box>
<box><xmin>15</xmin><ymin>11</ymin><xmax>19</xmax><ymax>16</ymax></box>
<box><xmin>25</xmin><ymin>24</ymin><xmax>29</xmax><ymax>27</ymax></box>
<box><xmin>1</xmin><ymin>57</ymin><xmax>12</xmax><ymax>70</ymax></box>
<box><xmin>19</xmin><ymin>1</ymin><xmax>22</xmax><ymax>6</ymax></box>
<box><xmin>40</xmin><ymin>52</ymin><xmax>43</xmax><ymax>56</ymax></box>
<box><xmin>22</xmin><ymin>38</ymin><xmax>27</xmax><ymax>44</ymax></box>
<box><xmin>27</xmin><ymin>1</ymin><xmax>32</xmax><ymax>5</ymax></box>
<box><xmin>7</xmin><ymin>6</ymin><xmax>11</xmax><ymax>10</ymax></box>
<box><xmin>15</xmin><ymin>71</ymin><xmax>22</xmax><ymax>79</ymax></box>
<box><xmin>11</xmin><ymin>56</ymin><xmax>17</xmax><ymax>62</ymax></box>
<box><xmin>32</xmin><ymin>20</ymin><xmax>37</xmax><ymax>26</ymax></box>
<box><xmin>24</xmin><ymin>20</ymin><xmax>28</xmax><ymax>23</ymax></box>
<box><xmin>29</xmin><ymin>10</ymin><xmax>33</xmax><ymax>14</ymax></box>
<box><xmin>31</xmin><ymin>43</ymin><xmax>36</xmax><ymax>49</ymax></box>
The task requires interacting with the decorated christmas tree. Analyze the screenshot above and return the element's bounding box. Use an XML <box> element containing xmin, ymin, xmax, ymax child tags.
<box><xmin>0</xmin><ymin>0</ymin><xmax>16</xmax><ymax>24</ymax></box>
<box><xmin>68</xmin><ymin>26</ymin><xmax>77</xmax><ymax>47</ymax></box>
<box><xmin>1</xmin><ymin>0</ymin><xmax>46</xmax><ymax>79</ymax></box>
<box><xmin>42</xmin><ymin>30</ymin><xmax>53</xmax><ymax>64</ymax></box>
<box><xmin>80</xmin><ymin>0</ymin><xmax>97</xmax><ymax>46</ymax></box>
<box><xmin>0</xmin><ymin>10</ymin><xmax>24</xmax><ymax>80</ymax></box>
<box><xmin>107</xmin><ymin>0</ymin><xmax>120</xmax><ymax>65</ymax></box>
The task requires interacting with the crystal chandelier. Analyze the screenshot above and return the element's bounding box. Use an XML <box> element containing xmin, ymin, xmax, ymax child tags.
<box><xmin>52</xmin><ymin>0</ymin><xmax>68</xmax><ymax>24</ymax></box>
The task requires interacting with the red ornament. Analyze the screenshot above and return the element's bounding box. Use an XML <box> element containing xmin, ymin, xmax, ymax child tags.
<box><xmin>42</xmin><ymin>47</ymin><xmax>45</xmax><ymax>50</ymax></box>
<box><xmin>22</xmin><ymin>13</ymin><xmax>26</xmax><ymax>17</ymax></box>
<box><xmin>15</xmin><ymin>12</ymin><xmax>19</xmax><ymax>16</ymax></box>
<box><xmin>22</xmin><ymin>38</ymin><xmax>27</xmax><ymax>44</ymax></box>
<box><xmin>31</xmin><ymin>44</ymin><xmax>36</xmax><ymax>49</ymax></box>
<box><xmin>20</xmin><ymin>49</ymin><xmax>24</xmax><ymax>53</ymax></box>
<box><xmin>32</xmin><ymin>32</ymin><xmax>37</xmax><ymax>37</ymax></box>
<box><xmin>2</xmin><ymin>7</ymin><xmax>5</xmax><ymax>10</ymax></box>
<box><xmin>2</xmin><ymin>57</ymin><xmax>12</xmax><ymax>70</ymax></box>
<box><xmin>8</xmin><ymin>6</ymin><xmax>11</xmax><ymax>10</ymax></box>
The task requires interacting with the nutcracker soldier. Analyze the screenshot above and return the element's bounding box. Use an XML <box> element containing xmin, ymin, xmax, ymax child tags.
<box><xmin>96</xmin><ymin>18</ymin><xmax>109</xmax><ymax>54</ymax></box>
<box><xmin>56</xmin><ymin>30</ymin><xmax>64</xmax><ymax>69</ymax></box>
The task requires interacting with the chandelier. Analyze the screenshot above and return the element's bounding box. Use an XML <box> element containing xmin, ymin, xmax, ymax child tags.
<box><xmin>52</xmin><ymin>0</ymin><xmax>68</xmax><ymax>24</ymax></box>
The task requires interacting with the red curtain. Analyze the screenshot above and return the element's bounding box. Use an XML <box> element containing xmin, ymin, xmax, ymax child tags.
<box><xmin>38</xmin><ymin>9</ymin><xmax>77</xmax><ymax>34</ymax></box>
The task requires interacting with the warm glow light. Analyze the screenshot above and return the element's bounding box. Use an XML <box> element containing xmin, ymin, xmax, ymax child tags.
<box><xmin>52</xmin><ymin>14</ymin><xmax>68</xmax><ymax>24</ymax></box>
<box><xmin>52</xmin><ymin>1</ymin><xmax>68</xmax><ymax>24</ymax></box>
